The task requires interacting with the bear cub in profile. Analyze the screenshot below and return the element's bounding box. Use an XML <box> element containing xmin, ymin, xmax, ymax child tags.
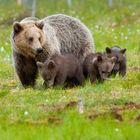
<box><xmin>37</xmin><ymin>54</ymin><xmax>84</xmax><ymax>87</ymax></box>
<box><xmin>105</xmin><ymin>46</ymin><xmax>126</xmax><ymax>77</ymax></box>
<box><xmin>83</xmin><ymin>53</ymin><xmax>117</xmax><ymax>83</ymax></box>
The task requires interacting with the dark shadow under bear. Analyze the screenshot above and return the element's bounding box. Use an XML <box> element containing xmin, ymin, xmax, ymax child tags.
<box><xmin>105</xmin><ymin>46</ymin><xmax>126</xmax><ymax>77</ymax></box>
<box><xmin>37</xmin><ymin>54</ymin><xmax>85</xmax><ymax>88</ymax></box>
<box><xmin>83</xmin><ymin>53</ymin><xmax>117</xmax><ymax>83</ymax></box>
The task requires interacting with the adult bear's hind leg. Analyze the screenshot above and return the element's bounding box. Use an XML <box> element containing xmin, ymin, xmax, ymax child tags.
<box><xmin>13</xmin><ymin>51</ymin><xmax>38</xmax><ymax>87</ymax></box>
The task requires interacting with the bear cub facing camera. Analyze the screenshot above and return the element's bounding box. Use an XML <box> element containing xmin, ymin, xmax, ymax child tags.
<box><xmin>83</xmin><ymin>53</ymin><xmax>117</xmax><ymax>83</ymax></box>
<box><xmin>105</xmin><ymin>46</ymin><xmax>126</xmax><ymax>77</ymax></box>
<box><xmin>37</xmin><ymin>54</ymin><xmax>85</xmax><ymax>87</ymax></box>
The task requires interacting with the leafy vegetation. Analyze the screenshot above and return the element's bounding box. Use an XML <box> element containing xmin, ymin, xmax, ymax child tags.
<box><xmin>0</xmin><ymin>0</ymin><xmax>140</xmax><ymax>139</ymax></box>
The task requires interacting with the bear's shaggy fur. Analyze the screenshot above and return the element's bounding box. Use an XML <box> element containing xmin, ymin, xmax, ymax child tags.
<box><xmin>83</xmin><ymin>53</ymin><xmax>116</xmax><ymax>83</ymax></box>
<box><xmin>11</xmin><ymin>14</ymin><xmax>95</xmax><ymax>86</ymax></box>
<box><xmin>37</xmin><ymin>54</ymin><xmax>85</xmax><ymax>87</ymax></box>
<box><xmin>105</xmin><ymin>46</ymin><xmax>126</xmax><ymax>77</ymax></box>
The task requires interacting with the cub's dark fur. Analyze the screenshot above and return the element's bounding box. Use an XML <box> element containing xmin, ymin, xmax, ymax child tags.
<box><xmin>37</xmin><ymin>54</ymin><xmax>84</xmax><ymax>87</ymax></box>
<box><xmin>105</xmin><ymin>46</ymin><xmax>126</xmax><ymax>77</ymax></box>
<box><xmin>83</xmin><ymin>53</ymin><xmax>116</xmax><ymax>83</ymax></box>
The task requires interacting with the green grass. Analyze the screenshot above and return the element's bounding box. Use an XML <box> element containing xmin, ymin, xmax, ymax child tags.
<box><xmin>0</xmin><ymin>0</ymin><xmax>140</xmax><ymax>140</ymax></box>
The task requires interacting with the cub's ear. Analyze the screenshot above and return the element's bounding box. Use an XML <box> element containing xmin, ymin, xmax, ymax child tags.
<box><xmin>35</xmin><ymin>21</ymin><xmax>44</xmax><ymax>30</ymax></box>
<box><xmin>97</xmin><ymin>55</ymin><xmax>103</xmax><ymax>63</ymax></box>
<box><xmin>37</xmin><ymin>61</ymin><xmax>44</xmax><ymax>69</ymax></box>
<box><xmin>48</xmin><ymin>60</ymin><xmax>56</xmax><ymax>69</ymax></box>
<box><xmin>111</xmin><ymin>57</ymin><xmax>117</xmax><ymax>63</ymax></box>
<box><xmin>106</xmin><ymin>47</ymin><xmax>112</xmax><ymax>54</ymax></box>
<box><xmin>120</xmin><ymin>48</ymin><xmax>126</xmax><ymax>54</ymax></box>
<box><xmin>13</xmin><ymin>22</ymin><xmax>23</xmax><ymax>34</ymax></box>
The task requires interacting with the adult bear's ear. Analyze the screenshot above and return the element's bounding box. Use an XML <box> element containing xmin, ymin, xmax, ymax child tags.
<box><xmin>106</xmin><ymin>47</ymin><xmax>111</xmax><ymax>54</ymax></box>
<box><xmin>120</xmin><ymin>48</ymin><xmax>126</xmax><ymax>54</ymax></box>
<box><xmin>48</xmin><ymin>60</ymin><xmax>56</xmax><ymax>69</ymax></box>
<box><xmin>35</xmin><ymin>21</ymin><xmax>44</xmax><ymax>30</ymax></box>
<box><xmin>37</xmin><ymin>61</ymin><xmax>44</xmax><ymax>69</ymax></box>
<box><xmin>13</xmin><ymin>22</ymin><xmax>23</xmax><ymax>34</ymax></box>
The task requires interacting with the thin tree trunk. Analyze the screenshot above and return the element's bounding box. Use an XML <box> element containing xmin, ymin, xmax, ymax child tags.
<box><xmin>67</xmin><ymin>0</ymin><xmax>72</xmax><ymax>7</ymax></box>
<box><xmin>32</xmin><ymin>0</ymin><xmax>36</xmax><ymax>17</ymax></box>
<box><xmin>108</xmin><ymin>0</ymin><xmax>113</xmax><ymax>7</ymax></box>
<box><xmin>17</xmin><ymin>0</ymin><xmax>22</xmax><ymax>5</ymax></box>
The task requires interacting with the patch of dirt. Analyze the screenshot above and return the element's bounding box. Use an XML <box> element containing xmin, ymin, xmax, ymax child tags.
<box><xmin>38</xmin><ymin>101</ymin><xmax>77</xmax><ymax>113</ymax></box>
<box><xmin>16</xmin><ymin>117</ymin><xmax>63</xmax><ymax>125</ymax></box>
<box><xmin>48</xmin><ymin>116</ymin><xmax>63</xmax><ymax>124</ymax></box>
<box><xmin>87</xmin><ymin>102</ymin><xmax>140</xmax><ymax>121</ymax></box>
<box><xmin>87</xmin><ymin>113</ymin><xmax>100</xmax><ymax>120</ymax></box>
<box><xmin>17</xmin><ymin>119</ymin><xmax>48</xmax><ymax>125</ymax></box>
<box><xmin>65</xmin><ymin>101</ymin><xmax>77</xmax><ymax>108</ymax></box>
<box><xmin>38</xmin><ymin>103</ymin><xmax>64</xmax><ymax>113</ymax></box>
<box><xmin>134</xmin><ymin>115</ymin><xmax>140</xmax><ymax>121</ymax></box>
<box><xmin>87</xmin><ymin>111</ymin><xmax>123</xmax><ymax>122</ymax></box>
<box><xmin>124</xmin><ymin>102</ymin><xmax>140</xmax><ymax>109</ymax></box>
<box><xmin>111</xmin><ymin>111</ymin><xmax>123</xmax><ymax>121</ymax></box>
<box><xmin>112</xmin><ymin>102</ymin><xmax>140</xmax><ymax>111</ymax></box>
<box><xmin>128</xmin><ymin>66</ymin><xmax>140</xmax><ymax>72</ymax></box>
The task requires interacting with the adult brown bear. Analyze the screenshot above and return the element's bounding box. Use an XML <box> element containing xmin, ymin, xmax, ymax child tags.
<box><xmin>11</xmin><ymin>14</ymin><xmax>95</xmax><ymax>87</ymax></box>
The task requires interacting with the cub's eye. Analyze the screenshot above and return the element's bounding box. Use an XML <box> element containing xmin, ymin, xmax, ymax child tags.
<box><xmin>39</xmin><ymin>37</ymin><xmax>41</xmax><ymax>41</ymax></box>
<box><xmin>102</xmin><ymin>71</ymin><xmax>106</xmax><ymax>74</ymax></box>
<box><xmin>116</xmin><ymin>62</ymin><xmax>120</xmax><ymax>64</ymax></box>
<box><xmin>116</xmin><ymin>56</ymin><xmax>119</xmax><ymax>62</ymax></box>
<box><xmin>47</xmin><ymin>77</ymin><xmax>51</xmax><ymax>81</ymax></box>
<box><xmin>28</xmin><ymin>37</ymin><xmax>33</xmax><ymax>42</ymax></box>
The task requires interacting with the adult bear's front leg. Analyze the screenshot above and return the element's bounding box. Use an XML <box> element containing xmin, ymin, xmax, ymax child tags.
<box><xmin>13</xmin><ymin>51</ymin><xmax>38</xmax><ymax>87</ymax></box>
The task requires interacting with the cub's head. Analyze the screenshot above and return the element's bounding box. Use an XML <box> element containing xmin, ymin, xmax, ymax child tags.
<box><xmin>106</xmin><ymin>46</ymin><xmax>126</xmax><ymax>71</ymax></box>
<box><xmin>95</xmin><ymin>55</ymin><xmax>117</xmax><ymax>81</ymax></box>
<box><xmin>12</xmin><ymin>21</ymin><xmax>46</xmax><ymax>58</ymax></box>
<box><xmin>37</xmin><ymin>60</ymin><xmax>58</xmax><ymax>87</ymax></box>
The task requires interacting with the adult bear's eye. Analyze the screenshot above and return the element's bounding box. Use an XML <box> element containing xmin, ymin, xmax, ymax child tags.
<box><xmin>28</xmin><ymin>37</ymin><xmax>33</xmax><ymax>42</ymax></box>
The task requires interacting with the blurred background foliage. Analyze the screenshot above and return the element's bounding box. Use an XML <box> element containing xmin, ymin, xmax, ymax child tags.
<box><xmin>0</xmin><ymin>0</ymin><xmax>139</xmax><ymax>27</ymax></box>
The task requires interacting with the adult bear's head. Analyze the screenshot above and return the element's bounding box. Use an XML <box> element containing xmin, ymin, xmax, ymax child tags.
<box><xmin>12</xmin><ymin>20</ymin><xmax>46</xmax><ymax>58</ymax></box>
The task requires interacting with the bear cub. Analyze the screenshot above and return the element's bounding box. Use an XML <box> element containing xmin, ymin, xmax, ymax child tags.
<box><xmin>83</xmin><ymin>53</ymin><xmax>117</xmax><ymax>83</ymax></box>
<box><xmin>37</xmin><ymin>54</ymin><xmax>84</xmax><ymax>87</ymax></box>
<box><xmin>105</xmin><ymin>46</ymin><xmax>126</xmax><ymax>77</ymax></box>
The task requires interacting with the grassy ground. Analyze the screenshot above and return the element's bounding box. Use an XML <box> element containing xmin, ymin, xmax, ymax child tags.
<box><xmin>0</xmin><ymin>0</ymin><xmax>140</xmax><ymax>140</ymax></box>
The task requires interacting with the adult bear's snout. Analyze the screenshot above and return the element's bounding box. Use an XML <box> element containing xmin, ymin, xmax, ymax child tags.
<box><xmin>36</xmin><ymin>48</ymin><xmax>43</xmax><ymax>54</ymax></box>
